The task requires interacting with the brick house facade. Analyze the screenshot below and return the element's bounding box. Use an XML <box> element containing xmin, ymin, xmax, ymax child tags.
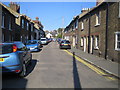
<box><xmin>0</xmin><ymin>2</ymin><xmax>45</xmax><ymax>44</ymax></box>
<box><xmin>0</xmin><ymin>3</ymin><xmax>16</xmax><ymax>42</ymax></box>
<box><xmin>64</xmin><ymin>2</ymin><xmax>120</xmax><ymax>63</ymax></box>
<box><xmin>64</xmin><ymin>16</ymin><xmax>79</xmax><ymax>48</ymax></box>
<box><xmin>78</xmin><ymin>2</ymin><xmax>120</xmax><ymax>63</ymax></box>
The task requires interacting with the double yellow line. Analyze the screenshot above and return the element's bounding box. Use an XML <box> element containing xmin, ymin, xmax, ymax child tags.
<box><xmin>64</xmin><ymin>50</ymin><xmax>117</xmax><ymax>81</ymax></box>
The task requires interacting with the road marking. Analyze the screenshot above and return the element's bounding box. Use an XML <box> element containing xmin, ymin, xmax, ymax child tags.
<box><xmin>64</xmin><ymin>50</ymin><xmax>117</xmax><ymax>81</ymax></box>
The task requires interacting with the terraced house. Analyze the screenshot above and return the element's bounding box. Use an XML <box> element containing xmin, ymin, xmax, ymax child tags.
<box><xmin>0</xmin><ymin>2</ymin><xmax>17</xmax><ymax>42</ymax></box>
<box><xmin>64</xmin><ymin>1</ymin><xmax>120</xmax><ymax>63</ymax></box>
<box><xmin>0</xmin><ymin>2</ymin><xmax>45</xmax><ymax>43</ymax></box>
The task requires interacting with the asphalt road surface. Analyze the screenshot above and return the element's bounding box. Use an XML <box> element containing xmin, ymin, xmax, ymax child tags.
<box><xmin>2</xmin><ymin>42</ymin><xmax>119</xmax><ymax>89</ymax></box>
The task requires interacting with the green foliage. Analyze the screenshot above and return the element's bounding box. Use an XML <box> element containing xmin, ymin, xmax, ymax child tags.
<box><xmin>57</xmin><ymin>34</ymin><xmax>62</xmax><ymax>38</ymax></box>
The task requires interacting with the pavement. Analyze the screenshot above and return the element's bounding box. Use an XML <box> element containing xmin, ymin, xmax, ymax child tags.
<box><xmin>68</xmin><ymin>47</ymin><xmax>120</xmax><ymax>79</ymax></box>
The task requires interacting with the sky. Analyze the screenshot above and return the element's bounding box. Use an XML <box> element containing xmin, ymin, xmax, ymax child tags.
<box><xmin>4</xmin><ymin>2</ymin><xmax>96</xmax><ymax>31</ymax></box>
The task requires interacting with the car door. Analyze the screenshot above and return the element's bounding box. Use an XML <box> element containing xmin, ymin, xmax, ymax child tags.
<box><xmin>14</xmin><ymin>42</ymin><xmax>29</xmax><ymax>64</ymax></box>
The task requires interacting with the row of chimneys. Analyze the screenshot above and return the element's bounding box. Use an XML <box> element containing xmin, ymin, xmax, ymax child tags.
<box><xmin>81</xmin><ymin>0</ymin><xmax>104</xmax><ymax>13</ymax></box>
<box><xmin>9</xmin><ymin>0</ymin><xmax>104</xmax><ymax>20</ymax></box>
<box><xmin>9</xmin><ymin>2</ymin><xmax>39</xmax><ymax>21</ymax></box>
<box><xmin>9</xmin><ymin>2</ymin><xmax>20</xmax><ymax>13</ymax></box>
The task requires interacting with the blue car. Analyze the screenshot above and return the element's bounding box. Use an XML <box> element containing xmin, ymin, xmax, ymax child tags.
<box><xmin>0</xmin><ymin>42</ymin><xmax>32</xmax><ymax>77</ymax></box>
<box><xmin>26</xmin><ymin>40</ymin><xmax>41</xmax><ymax>52</ymax></box>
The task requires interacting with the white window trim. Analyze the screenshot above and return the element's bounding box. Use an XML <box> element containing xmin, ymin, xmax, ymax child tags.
<box><xmin>115</xmin><ymin>32</ymin><xmax>120</xmax><ymax>51</ymax></box>
<box><xmin>95</xmin><ymin>12</ymin><xmax>101</xmax><ymax>26</ymax></box>
<box><xmin>81</xmin><ymin>37</ymin><xmax>84</xmax><ymax>47</ymax></box>
<box><xmin>75</xmin><ymin>19</ymin><xmax>78</xmax><ymax>29</ymax></box>
<box><xmin>81</xmin><ymin>21</ymin><xmax>84</xmax><ymax>30</ymax></box>
<box><xmin>94</xmin><ymin>36</ymin><xmax>99</xmax><ymax>50</ymax></box>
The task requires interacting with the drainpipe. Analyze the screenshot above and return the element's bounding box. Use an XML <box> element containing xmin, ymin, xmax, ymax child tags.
<box><xmin>88</xmin><ymin>10</ymin><xmax>91</xmax><ymax>53</ymax></box>
<box><xmin>105</xmin><ymin>2</ymin><xmax>109</xmax><ymax>59</ymax></box>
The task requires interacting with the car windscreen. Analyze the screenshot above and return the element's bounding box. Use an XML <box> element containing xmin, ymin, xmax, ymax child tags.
<box><xmin>41</xmin><ymin>39</ymin><xmax>46</xmax><ymax>41</ymax></box>
<box><xmin>61</xmin><ymin>41</ymin><xmax>70</xmax><ymax>44</ymax></box>
<box><xmin>14</xmin><ymin>42</ymin><xmax>25</xmax><ymax>49</ymax></box>
<box><xmin>27</xmin><ymin>41</ymin><xmax>37</xmax><ymax>44</ymax></box>
<box><xmin>0</xmin><ymin>44</ymin><xmax>13</xmax><ymax>54</ymax></box>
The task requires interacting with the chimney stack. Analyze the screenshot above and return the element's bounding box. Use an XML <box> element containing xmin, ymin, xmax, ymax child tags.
<box><xmin>9</xmin><ymin>2</ymin><xmax>20</xmax><ymax>13</ymax></box>
<box><xmin>81</xmin><ymin>8</ymin><xmax>90</xmax><ymax>13</ymax></box>
<box><xmin>36</xmin><ymin>17</ymin><xmax>39</xmax><ymax>21</ymax></box>
<box><xmin>96</xmin><ymin>0</ymin><xmax>104</xmax><ymax>6</ymax></box>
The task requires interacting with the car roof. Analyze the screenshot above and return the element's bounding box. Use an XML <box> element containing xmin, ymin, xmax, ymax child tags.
<box><xmin>28</xmin><ymin>40</ymin><xmax>39</xmax><ymax>41</ymax></box>
<box><xmin>0</xmin><ymin>43</ymin><xmax>13</xmax><ymax>45</ymax></box>
<box><xmin>61</xmin><ymin>40</ymin><xmax>70</xmax><ymax>42</ymax></box>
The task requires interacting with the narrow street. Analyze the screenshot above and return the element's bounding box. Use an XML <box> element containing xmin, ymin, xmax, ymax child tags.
<box><xmin>3</xmin><ymin>42</ymin><xmax>119</xmax><ymax>88</ymax></box>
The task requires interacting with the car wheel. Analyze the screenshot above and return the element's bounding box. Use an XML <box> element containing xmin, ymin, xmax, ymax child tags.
<box><xmin>19</xmin><ymin>63</ymin><xmax>27</xmax><ymax>77</ymax></box>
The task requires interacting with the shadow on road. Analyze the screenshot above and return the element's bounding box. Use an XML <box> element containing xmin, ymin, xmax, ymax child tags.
<box><xmin>26</xmin><ymin>59</ymin><xmax>38</xmax><ymax>76</ymax></box>
<box><xmin>73</xmin><ymin>52</ymin><xmax>82</xmax><ymax>89</ymax></box>
<box><xmin>2</xmin><ymin>59</ymin><xmax>37</xmax><ymax>88</ymax></box>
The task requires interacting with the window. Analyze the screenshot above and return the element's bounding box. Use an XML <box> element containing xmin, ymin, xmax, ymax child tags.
<box><xmin>115</xmin><ymin>32</ymin><xmax>120</xmax><ymax>50</ymax></box>
<box><xmin>27</xmin><ymin>22</ymin><xmax>29</xmax><ymax>30</ymax></box>
<box><xmin>8</xmin><ymin>16</ymin><xmax>11</xmax><ymax>30</ymax></box>
<box><xmin>76</xmin><ymin>19</ymin><xmax>78</xmax><ymax>29</ymax></box>
<box><xmin>31</xmin><ymin>24</ymin><xmax>33</xmax><ymax>31</ymax></box>
<box><xmin>2</xmin><ymin>13</ymin><xmax>5</xmax><ymax>28</ymax></box>
<box><xmin>81</xmin><ymin>37</ymin><xmax>84</xmax><ymax>47</ymax></box>
<box><xmin>94</xmin><ymin>35</ymin><xmax>99</xmax><ymax>49</ymax></box>
<box><xmin>22</xmin><ymin>19</ymin><xmax>24</xmax><ymax>28</ymax></box>
<box><xmin>95</xmin><ymin>12</ymin><xmax>100</xmax><ymax>26</ymax></box>
<box><xmin>72</xmin><ymin>25</ymin><xmax>74</xmax><ymax>31</ymax></box>
<box><xmin>81</xmin><ymin>21</ymin><xmax>84</xmax><ymax>30</ymax></box>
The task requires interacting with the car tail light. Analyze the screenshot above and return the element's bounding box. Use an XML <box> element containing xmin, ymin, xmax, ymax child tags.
<box><xmin>60</xmin><ymin>44</ymin><xmax>64</xmax><ymax>45</ymax></box>
<box><xmin>15</xmin><ymin>70</ymin><xmax>20</xmax><ymax>73</ymax></box>
<box><xmin>13</xmin><ymin>44</ymin><xmax>17</xmax><ymax>52</ymax></box>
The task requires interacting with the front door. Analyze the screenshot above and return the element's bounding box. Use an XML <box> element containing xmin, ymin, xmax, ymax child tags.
<box><xmin>83</xmin><ymin>37</ymin><xmax>86</xmax><ymax>52</ymax></box>
<box><xmin>90</xmin><ymin>36</ymin><xmax>93</xmax><ymax>54</ymax></box>
<box><xmin>73</xmin><ymin>36</ymin><xmax>76</xmax><ymax>47</ymax></box>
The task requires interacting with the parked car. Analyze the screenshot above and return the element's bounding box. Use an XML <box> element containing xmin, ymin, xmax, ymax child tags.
<box><xmin>0</xmin><ymin>42</ymin><xmax>32</xmax><ymax>77</ymax></box>
<box><xmin>59</xmin><ymin>40</ymin><xmax>71</xmax><ymax>49</ymax></box>
<box><xmin>26</xmin><ymin>40</ymin><xmax>41</xmax><ymax>52</ymax></box>
<box><xmin>57</xmin><ymin>38</ymin><xmax>62</xmax><ymax>44</ymax></box>
<box><xmin>47</xmin><ymin>38</ymin><xmax>53</xmax><ymax>43</ymax></box>
<box><xmin>40</xmin><ymin>38</ymin><xmax>48</xmax><ymax>45</ymax></box>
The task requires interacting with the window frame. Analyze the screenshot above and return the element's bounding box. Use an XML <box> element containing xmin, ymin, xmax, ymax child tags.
<box><xmin>115</xmin><ymin>32</ymin><xmax>120</xmax><ymax>51</ymax></box>
<box><xmin>81</xmin><ymin>37</ymin><xmax>84</xmax><ymax>47</ymax></box>
<box><xmin>31</xmin><ymin>24</ymin><xmax>33</xmax><ymax>31</ymax></box>
<box><xmin>1</xmin><ymin>13</ymin><xmax>5</xmax><ymax>28</ymax></box>
<box><xmin>27</xmin><ymin>22</ymin><xmax>29</xmax><ymax>30</ymax></box>
<box><xmin>81</xmin><ymin>21</ymin><xmax>84</xmax><ymax>30</ymax></box>
<box><xmin>94</xmin><ymin>35</ymin><xmax>99</xmax><ymax>50</ymax></box>
<box><xmin>8</xmin><ymin>16</ymin><xmax>12</xmax><ymax>30</ymax></box>
<box><xmin>22</xmin><ymin>19</ymin><xmax>24</xmax><ymax>29</ymax></box>
<box><xmin>95</xmin><ymin>12</ymin><xmax>101</xmax><ymax>26</ymax></box>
